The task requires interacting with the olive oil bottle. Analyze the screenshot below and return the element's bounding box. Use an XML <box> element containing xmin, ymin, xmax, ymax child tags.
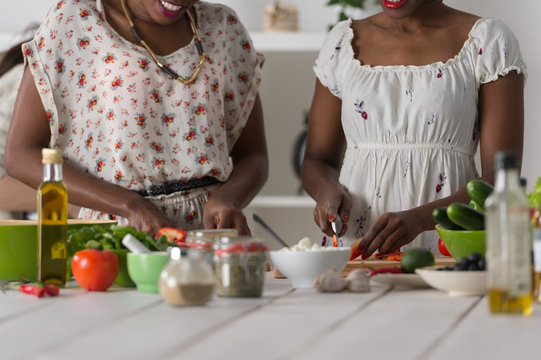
<box><xmin>485</xmin><ymin>152</ymin><xmax>533</xmax><ymax>315</ymax></box>
<box><xmin>37</xmin><ymin>148</ymin><xmax>68</xmax><ymax>286</ymax></box>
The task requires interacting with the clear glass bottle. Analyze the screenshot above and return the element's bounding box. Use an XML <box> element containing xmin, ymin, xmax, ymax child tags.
<box><xmin>37</xmin><ymin>148</ymin><xmax>68</xmax><ymax>286</ymax></box>
<box><xmin>213</xmin><ymin>236</ymin><xmax>267</xmax><ymax>297</ymax></box>
<box><xmin>532</xmin><ymin>209</ymin><xmax>541</xmax><ymax>302</ymax></box>
<box><xmin>486</xmin><ymin>152</ymin><xmax>533</xmax><ymax>315</ymax></box>
<box><xmin>159</xmin><ymin>247</ymin><xmax>215</xmax><ymax>306</ymax></box>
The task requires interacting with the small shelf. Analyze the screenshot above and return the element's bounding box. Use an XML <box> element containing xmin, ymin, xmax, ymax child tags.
<box><xmin>250</xmin><ymin>32</ymin><xmax>326</xmax><ymax>52</ymax></box>
<box><xmin>249</xmin><ymin>195</ymin><xmax>315</xmax><ymax>208</ymax></box>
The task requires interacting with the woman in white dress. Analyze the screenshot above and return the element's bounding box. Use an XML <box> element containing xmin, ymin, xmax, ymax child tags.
<box><xmin>301</xmin><ymin>0</ymin><xmax>526</xmax><ymax>257</ymax></box>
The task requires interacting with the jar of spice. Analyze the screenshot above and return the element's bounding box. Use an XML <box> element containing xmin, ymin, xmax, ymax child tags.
<box><xmin>185</xmin><ymin>229</ymin><xmax>238</xmax><ymax>266</ymax></box>
<box><xmin>213</xmin><ymin>236</ymin><xmax>268</xmax><ymax>297</ymax></box>
<box><xmin>159</xmin><ymin>247</ymin><xmax>215</xmax><ymax>306</ymax></box>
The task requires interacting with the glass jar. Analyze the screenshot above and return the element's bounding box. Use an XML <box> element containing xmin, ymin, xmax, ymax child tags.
<box><xmin>159</xmin><ymin>247</ymin><xmax>215</xmax><ymax>306</ymax></box>
<box><xmin>213</xmin><ymin>236</ymin><xmax>268</xmax><ymax>297</ymax></box>
<box><xmin>185</xmin><ymin>229</ymin><xmax>238</xmax><ymax>266</ymax></box>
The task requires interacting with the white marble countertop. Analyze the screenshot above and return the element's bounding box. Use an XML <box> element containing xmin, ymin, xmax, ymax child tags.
<box><xmin>1</xmin><ymin>274</ymin><xmax>540</xmax><ymax>359</ymax></box>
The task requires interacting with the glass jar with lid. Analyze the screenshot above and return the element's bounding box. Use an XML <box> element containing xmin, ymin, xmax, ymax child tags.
<box><xmin>213</xmin><ymin>236</ymin><xmax>268</xmax><ymax>297</ymax></box>
<box><xmin>184</xmin><ymin>229</ymin><xmax>238</xmax><ymax>265</ymax></box>
<box><xmin>159</xmin><ymin>247</ymin><xmax>215</xmax><ymax>306</ymax></box>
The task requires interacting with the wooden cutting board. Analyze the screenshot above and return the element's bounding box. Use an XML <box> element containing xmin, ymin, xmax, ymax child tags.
<box><xmin>340</xmin><ymin>256</ymin><xmax>456</xmax><ymax>276</ymax></box>
<box><xmin>271</xmin><ymin>256</ymin><xmax>456</xmax><ymax>279</ymax></box>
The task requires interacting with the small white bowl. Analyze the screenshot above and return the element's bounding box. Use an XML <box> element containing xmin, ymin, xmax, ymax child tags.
<box><xmin>269</xmin><ymin>248</ymin><xmax>351</xmax><ymax>289</ymax></box>
<box><xmin>415</xmin><ymin>266</ymin><xmax>487</xmax><ymax>296</ymax></box>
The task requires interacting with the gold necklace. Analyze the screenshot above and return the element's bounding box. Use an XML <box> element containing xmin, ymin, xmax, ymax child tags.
<box><xmin>120</xmin><ymin>0</ymin><xmax>206</xmax><ymax>85</ymax></box>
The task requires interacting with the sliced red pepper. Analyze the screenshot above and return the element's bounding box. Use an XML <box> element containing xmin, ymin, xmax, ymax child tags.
<box><xmin>332</xmin><ymin>235</ymin><xmax>338</xmax><ymax>247</ymax></box>
<box><xmin>368</xmin><ymin>267</ymin><xmax>403</xmax><ymax>277</ymax></box>
<box><xmin>349</xmin><ymin>237</ymin><xmax>364</xmax><ymax>260</ymax></box>
<box><xmin>20</xmin><ymin>284</ymin><xmax>46</xmax><ymax>298</ymax></box>
<box><xmin>157</xmin><ymin>227</ymin><xmax>187</xmax><ymax>245</ymax></box>
<box><xmin>386</xmin><ymin>252</ymin><xmax>404</xmax><ymax>262</ymax></box>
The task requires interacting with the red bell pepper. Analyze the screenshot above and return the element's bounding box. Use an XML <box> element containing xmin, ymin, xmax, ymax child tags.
<box><xmin>157</xmin><ymin>227</ymin><xmax>187</xmax><ymax>245</ymax></box>
<box><xmin>368</xmin><ymin>267</ymin><xmax>403</xmax><ymax>277</ymax></box>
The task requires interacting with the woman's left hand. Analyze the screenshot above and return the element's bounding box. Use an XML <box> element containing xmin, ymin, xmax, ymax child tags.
<box><xmin>203</xmin><ymin>198</ymin><xmax>251</xmax><ymax>235</ymax></box>
<box><xmin>359</xmin><ymin>210</ymin><xmax>424</xmax><ymax>258</ymax></box>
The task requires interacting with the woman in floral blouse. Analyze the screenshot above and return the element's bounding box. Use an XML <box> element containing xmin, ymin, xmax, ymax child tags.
<box><xmin>302</xmin><ymin>0</ymin><xmax>526</xmax><ymax>256</ymax></box>
<box><xmin>6</xmin><ymin>0</ymin><xmax>268</xmax><ymax>237</ymax></box>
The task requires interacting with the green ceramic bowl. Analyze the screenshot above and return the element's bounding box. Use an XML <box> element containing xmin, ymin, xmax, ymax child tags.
<box><xmin>0</xmin><ymin>219</ymin><xmax>116</xmax><ymax>282</ymax></box>
<box><xmin>436</xmin><ymin>225</ymin><xmax>485</xmax><ymax>261</ymax></box>
<box><xmin>127</xmin><ymin>252</ymin><xmax>169</xmax><ymax>293</ymax></box>
<box><xmin>111</xmin><ymin>249</ymin><xmax>135</xmax><ymax>287</ymax></box>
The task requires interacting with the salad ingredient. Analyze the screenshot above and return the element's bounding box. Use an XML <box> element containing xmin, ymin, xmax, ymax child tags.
<box><xmin>314</xmin><ymin>267</ymin><xmax>346</xmax><ymax>292</ymax></box>
<box><xmin>71</xmin><ymin>249</ymin><xmax>119</xmax><ymax>291</ymax></box>
<box><xmin>20</xmin><ymin>284</ymin><xmax>46</xmax><ymax>298</ymax></box>
<box><xmin>466</xmin><ymin>179</ymin><xmax>494</xmax><ymax>210</ymax></box>
<box><xmin>438</xmin><ymin>238</ymin><xmax>451</xmax><ymax>257</ymax></box>
<box><xmin>446</xmin><ymin>202</ymin><xmax>485</xmax><ymax>230</ymax></box>
<box><xmin>432</xmin><ymin>207</ymin><xmax>463</xmax><ymax>230</ymax></box>
<box><xmin>400</xmin><ymin>248</ymin><xmax>435</xmax><ymax>273</ymax></box>
<box><xmin>345</xmin><ymin>269</ymin><xmax>370</xmax><ymax>292</ymax></box>
<box><xmin>157</xmin><ymin>227</ymin><xmax>187</xmax><ymax>245</ymax></box>
<box><xmin>368</xmin><ymin>267</ymin><xmax>403</xmax><ymax>277</ymax></box>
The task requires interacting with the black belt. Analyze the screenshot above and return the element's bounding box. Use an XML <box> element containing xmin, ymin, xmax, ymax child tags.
<box><xmin>133</xmin><ymin>176</ymin><xmax>220</xmax><ymax>197</ymax></box>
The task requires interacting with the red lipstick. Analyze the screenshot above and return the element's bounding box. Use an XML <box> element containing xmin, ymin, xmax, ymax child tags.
<box><xmin>383</xmin><ymin>0</ymin><xmax>407</xmax><ymax>10</ymax></box>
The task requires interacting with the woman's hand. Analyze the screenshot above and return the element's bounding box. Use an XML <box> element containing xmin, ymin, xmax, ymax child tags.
<box><xmin>126</xmin><ymin>197</ymin><xmax>177</xmax><ymax>239</ymax></box>
<box><xmin>313</xmin><ymin>184</ymin><xmax>351</xmax><ymax>237</ymax></box>
<box><xmin>203</xmin><ymin>198</ymin><xmax>250</xmax><ymax>235</ymax></box>
<box><xmin>359</xmin><ymin>209</ymin><xmax>425</xmax><ymax>258</ymax></box>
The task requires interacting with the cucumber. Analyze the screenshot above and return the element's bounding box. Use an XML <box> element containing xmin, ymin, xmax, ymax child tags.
<box><xmin>432</xmin><ymin>207</ymin><xmax>464</xmax><ymax>230</ymax></box>
<box><xmin>466</xmin><ymin>180</ymin><xmax>494</xmax><ymax>210</ymax></box>
<box><xmin>446</xmin><ymin>202</ymin><xmax>485</xmax><ymax>230</ymax></box>
<box><xmin>469</xmin><ymin>200</ymin><xmax>484</xmax><ymax>212</ymax></box>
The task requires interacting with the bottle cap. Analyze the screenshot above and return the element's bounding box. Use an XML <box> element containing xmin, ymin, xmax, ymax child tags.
<box><xmin>42</xmin><ymin>148</ymin><xmax>63</xmax><ymax>164</ymax></box>
<box><xmin>494</xmin><ymin>151</ymin><xmax>518</xmax><ymax>170</ymax></box>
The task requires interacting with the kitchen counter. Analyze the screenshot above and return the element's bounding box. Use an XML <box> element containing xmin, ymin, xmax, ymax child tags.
<box><xmin>1</xmin><ymin>274</ymin><xmax>540</xmax><ymax>359</ymax></box>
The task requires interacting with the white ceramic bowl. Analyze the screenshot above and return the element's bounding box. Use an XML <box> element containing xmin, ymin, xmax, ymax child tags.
<box><xmin>415</xmin><ymin>266</ymin><xmax>487</xmax><ymax>296</ymax></box>
<box><xmin>268</xmin><ymin>247</ymin><xmax>351</xmax><ymax>288</ymax></box>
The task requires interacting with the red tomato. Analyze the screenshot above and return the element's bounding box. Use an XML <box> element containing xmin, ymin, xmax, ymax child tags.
<box><xmin>438</xmin><ymin>238</ymin><xmax>451</xmax><ymax>257</ymax></box>
<box><xmin>71</xmin><ymin>249</ymin><xmax>119</xmax><ymax>291</ymax></box>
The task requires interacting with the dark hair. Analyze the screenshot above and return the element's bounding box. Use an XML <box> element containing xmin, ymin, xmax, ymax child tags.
<box><xmin>0</xmin><ymin>23</ymin><xmax>39</xmax><ymax>78</ymax></box>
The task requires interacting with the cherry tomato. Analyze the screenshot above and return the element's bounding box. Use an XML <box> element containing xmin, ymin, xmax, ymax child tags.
<box><xmin>71</xmin><ymin>249</ymin><xmax>119</xmax><ymax>291</ymax></box>
<box><xmin>438</xmin><ymin>238</ymin><xmax>451</xmax><ymax>257</ymax></box>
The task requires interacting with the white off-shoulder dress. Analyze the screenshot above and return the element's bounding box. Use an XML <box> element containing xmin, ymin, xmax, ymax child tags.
<box><xmin>313</xmin><ymin>17</ymin><xmax>527</xmax><ymax>250</ymax></box>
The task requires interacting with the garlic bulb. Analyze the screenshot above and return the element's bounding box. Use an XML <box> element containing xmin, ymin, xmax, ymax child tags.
<box><xmin>345</xmin><ymin>269</ymin><xmax>370</xmax><ymax>293</ymax></box>
<box><xmin>314</xmin><ymin>267</ymin><xmax>346</xmax><ymax>292</ymax></box>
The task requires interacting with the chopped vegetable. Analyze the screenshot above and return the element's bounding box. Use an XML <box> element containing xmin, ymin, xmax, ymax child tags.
<box><xmin>368</xmin><ymin>267</ymin><xmax>403</xmax><ymax>277</ymax></box>
<box><xmin>528</xmin><ymin>176</ymin><xmax>541</xmax><ymax>209</ymax></box>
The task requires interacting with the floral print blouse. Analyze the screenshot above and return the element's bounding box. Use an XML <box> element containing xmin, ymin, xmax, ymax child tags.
<box><xmin>314</xmin><ymin>17</ymin><xmax>527</xmax><ymax>250</ymax></box>
<box><xmin>23</xmin><ymin>0</ymin><xmax>263</xmax><ymax>192</ymax></box>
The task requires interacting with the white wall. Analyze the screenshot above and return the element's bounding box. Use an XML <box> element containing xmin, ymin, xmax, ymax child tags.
<box><xmin>2</xmin><ymin>1</ymin><xmax>540</xmax><ymax>243</ymax></box>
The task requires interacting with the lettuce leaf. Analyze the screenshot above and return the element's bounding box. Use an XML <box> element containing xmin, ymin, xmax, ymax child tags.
<box><xmin>527</xmin><ymin>176</ymin><xmax>541</xmax><ymax>208</ymax></box>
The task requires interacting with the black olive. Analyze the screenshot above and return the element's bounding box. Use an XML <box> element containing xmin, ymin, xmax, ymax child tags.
<box><xmin>477</xmin><ymin>258</ymin><xmax>486</xmax><ymax>270</ymax></box>
<box><xmin>467</xmin><ymin>262</ymin><xmax>480</xmax><ymax>271</ymax></box>
<box><xmin>468</xmin><ymin>252</ymin><xmax>482</xmax><ymax>263</ymax></box>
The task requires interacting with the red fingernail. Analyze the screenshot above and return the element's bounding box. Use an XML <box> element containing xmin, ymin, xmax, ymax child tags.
<box><xmin>329</xmin><ymin>215</ymin><xmax>336</xmax><ymax>222</ymax></box>
<box><xmin>361</xmin><ymin>252</ymin><xmax>368</xmax><ymax>260</ymax></box>
<box><xmin>343</xmin><ymin>215</ymin><xmax>349</xmax><ymax>222</ymax></box>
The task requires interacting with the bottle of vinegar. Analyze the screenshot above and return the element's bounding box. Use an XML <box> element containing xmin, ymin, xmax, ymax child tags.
<box><xmin>486</xmin><ymin>152</ymin><xmax>533</xmax><ymax>315</ymax></box>
<box><xmin>37</xmin><ymin>148</ymin><xmax>68</xmax><ymax>286</ymax></box>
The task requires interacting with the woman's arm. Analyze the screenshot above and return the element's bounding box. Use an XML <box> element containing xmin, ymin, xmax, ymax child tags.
<box><xmin>359</xmin><ymin>71</ymin><xmax>525</xmax><ymax>257</ymax></box>
<box><xmin>202</xmin><ymin>93</ymin><xmax>268</xmax><ymax>235</ymax></box>
<box><xmin>5</xmin><ymin>67</ymin><xmax>176</xmax><ymax>236</ymax></box>
<box><xmin>301</xmin><ymin>79</ymin><xmax>351</xmax><ymax>237</ymax></box>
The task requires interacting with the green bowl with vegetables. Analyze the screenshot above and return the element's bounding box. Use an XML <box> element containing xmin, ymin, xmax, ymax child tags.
<box><xmin>436</xmin><ymin>225</ymin><xmax>485</xmax><ymax>262</ymax></box>
<box><xmin>0</xmin><ymin>219</ymin><xmax>117</xmax><ymax>282</ymax></box>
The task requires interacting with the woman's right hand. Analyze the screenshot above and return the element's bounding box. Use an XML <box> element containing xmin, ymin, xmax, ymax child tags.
<box><xmin>313</xmin><ymin>183</ymin><xmax>352</xmax><ymax>237</ymax></box>
<box><xmin>125</xmin><ymin>196</ymin><xmax>177</xmax><ymax>239</ymax></box>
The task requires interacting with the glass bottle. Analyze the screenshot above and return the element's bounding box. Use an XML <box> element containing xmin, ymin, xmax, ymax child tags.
<box><xmin>485</xmin><ymin>152</ymin><xmax>533</xmax><ymax>315</ymax></box>
<box><xmin>159</xmin><ymin>247</ymin><xmax>215</xmax><ymax>306</ymax></box>
<box><xmin>37</xmin><ymin>148</ymin><xmax>68</xmax><ymax>286</ymax></box>
<box><xmin>532</xmin><ymin>208</ymin><xmax>541</xmax><ymax>303</ymax></box>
